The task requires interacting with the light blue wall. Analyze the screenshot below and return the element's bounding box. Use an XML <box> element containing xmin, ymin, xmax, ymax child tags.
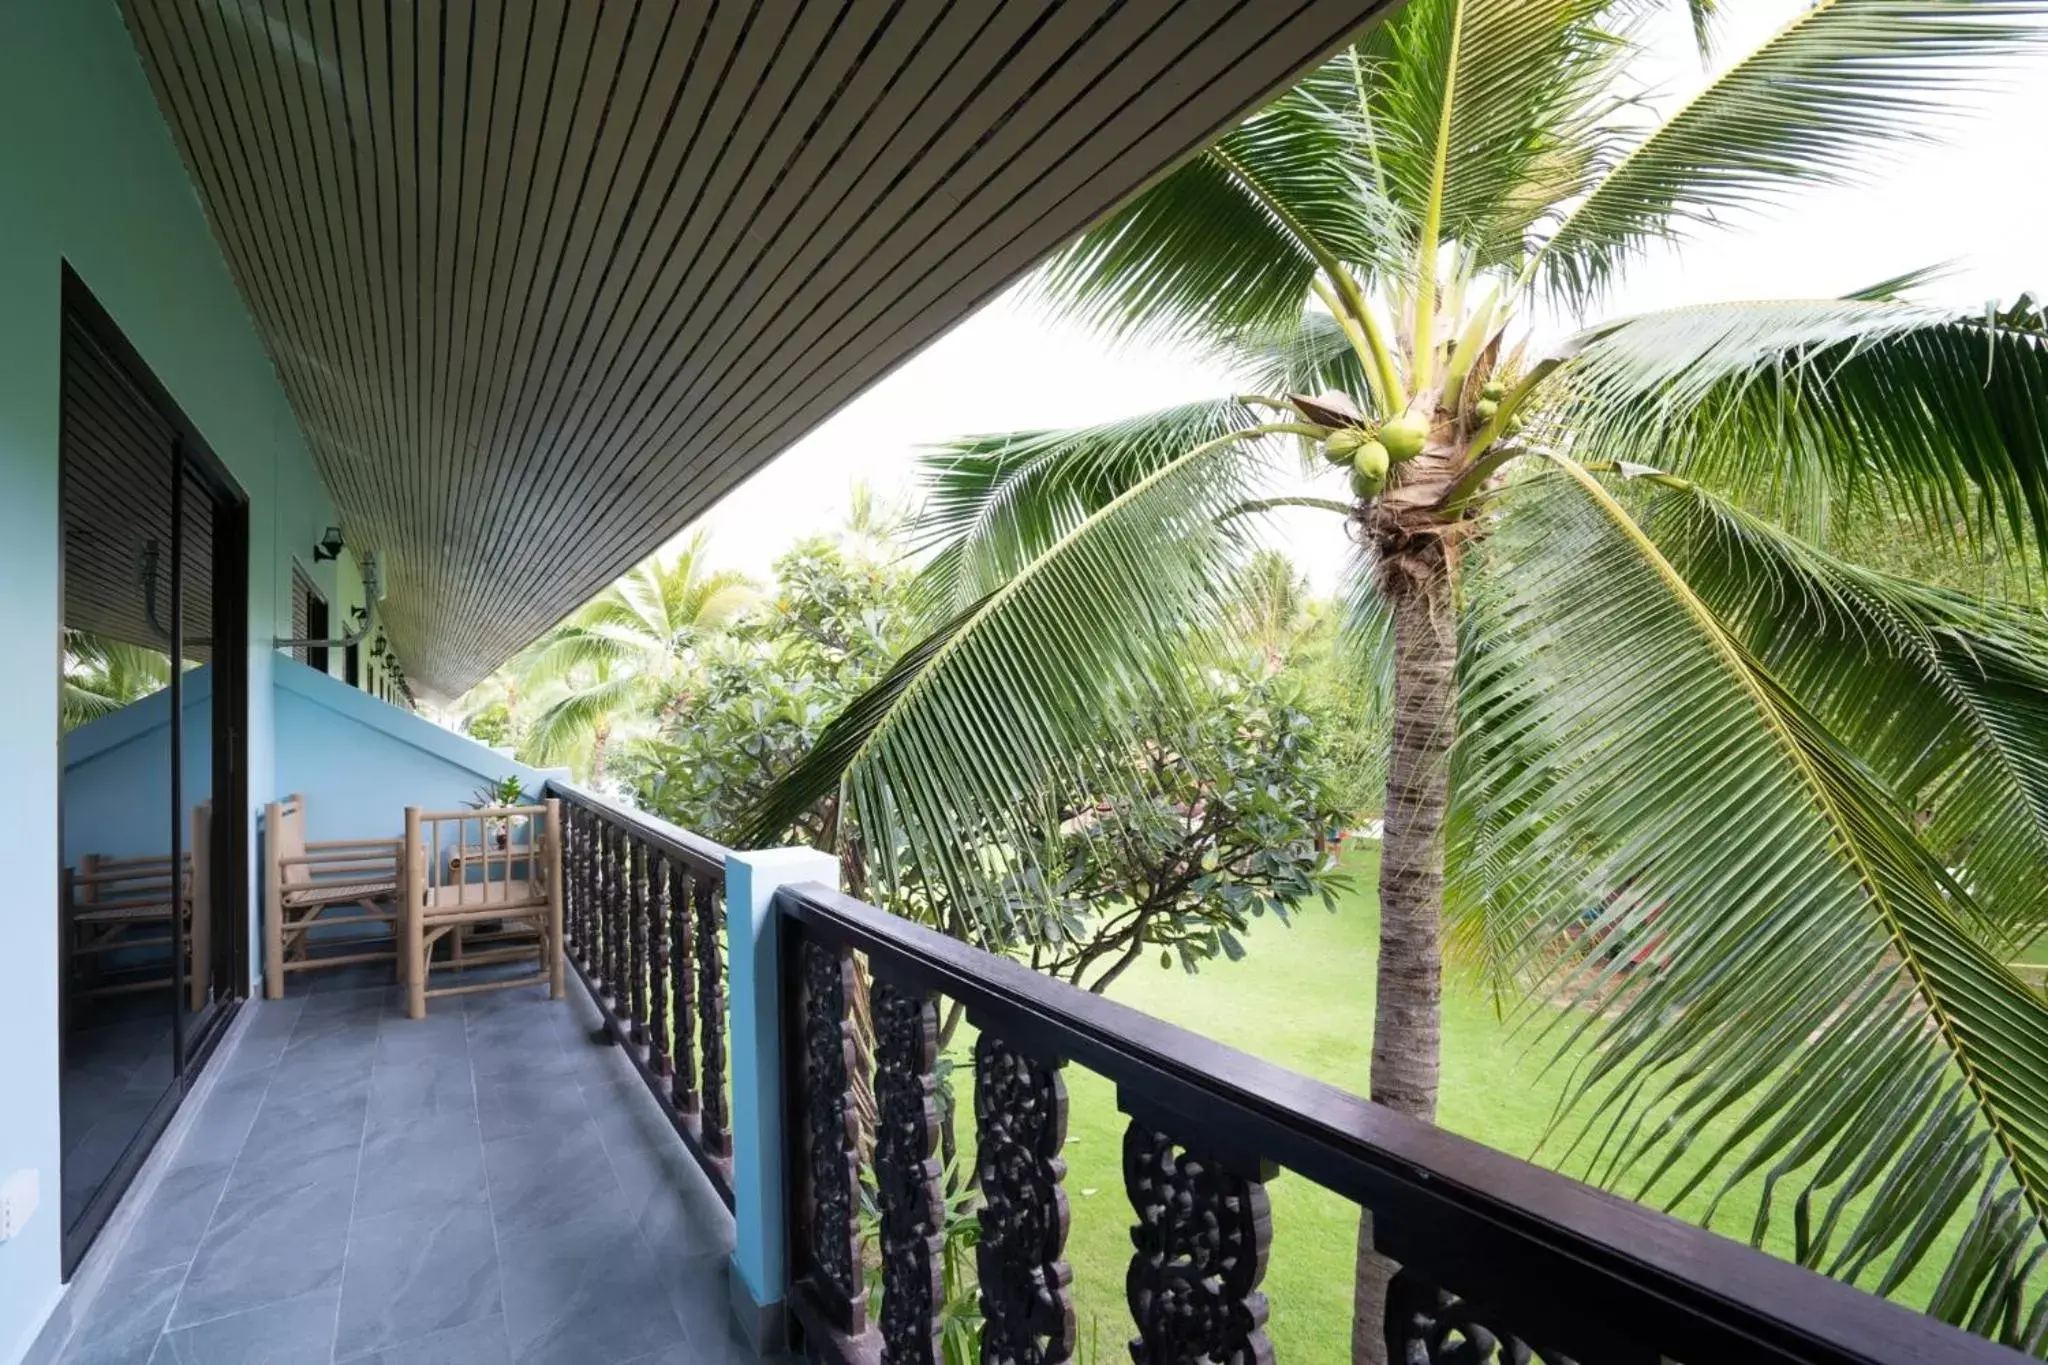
<box><xmin>60</xmin><ymin>670</ymin><xmax>214</xmax><ymax>869</ymax></box>
<box><xmin>273</xmin><ymin>662</ymin><xmax>556</xmax><ymax>844</ymax></box>
<box><xmin>0</xmin><ymin>3</ymin><xmax>351</xmax><ymax>1356</ymax></box>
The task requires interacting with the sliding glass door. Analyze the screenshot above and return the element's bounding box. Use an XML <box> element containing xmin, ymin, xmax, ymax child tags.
<box><xmin>57</xmin><ymin>268</ymin><xmax>248</xmax><ymax>1273</ymax></box>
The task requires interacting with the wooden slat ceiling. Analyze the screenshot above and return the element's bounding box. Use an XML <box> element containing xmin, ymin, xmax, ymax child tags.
<box><xmin>123</xmin><ymin>0</ymin><xmax>1393</xmax><ymax>695</ymax></box>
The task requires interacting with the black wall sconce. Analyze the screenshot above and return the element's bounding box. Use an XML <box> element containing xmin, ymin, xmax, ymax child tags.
<box><xmin>313</xmin><ymin>526</ymin><xmax>345</xmax><ymax>562</ymax></box>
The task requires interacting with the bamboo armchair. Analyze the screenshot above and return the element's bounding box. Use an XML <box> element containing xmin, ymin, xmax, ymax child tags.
<box><xmin>66</xmin><ymin>803</ymin><xmax>211</xmax><ymax>1011</ymax></box>
<box><xmin>262</xmin><ymin>793</ymin><xmax>402</xmax><ymax>999</ymax></box>
<box><xmin>400</xmin><ymin>801</ymin><xmax>564</xmax><ymax>1019</ymax></box>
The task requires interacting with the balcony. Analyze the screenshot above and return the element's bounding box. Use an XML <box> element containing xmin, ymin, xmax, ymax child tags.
<box><xmin>47</xmin><ymin>967</ymin><xmax>740</xmax><ymax>1365</ymax></box>
<box><xmin>41</xmin><ymin>782</ymin><xmax>2024</xmax><ymax>1365</ymax></box>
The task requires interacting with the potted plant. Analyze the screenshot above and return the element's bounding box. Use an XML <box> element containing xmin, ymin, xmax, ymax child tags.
<box><xmin>469</xmin><ymin>775</ymin><xmax>528</xmax><ymax>849</ymax></box>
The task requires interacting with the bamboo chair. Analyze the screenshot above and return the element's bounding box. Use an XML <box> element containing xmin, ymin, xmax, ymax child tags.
<box><xmin>66</xmin><ymin>804</ymin><xmax>212</xmax><ymax>1011</ymax></box>
<box><xmin>263</xmin><ymin>793</ymin><xmax>402</xmax><ymax>999</ymax></box>
<box><xmin>400</xmin><ymin>801</ymin><xmax>564</xmax><ymax>1019</ymax></box>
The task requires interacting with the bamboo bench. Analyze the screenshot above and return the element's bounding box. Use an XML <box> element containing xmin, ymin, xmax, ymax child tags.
<box><xmin>66</xmin><ymin>804</ymin><xmax>211</xmax><ymax>1011</ymax></box>
<box><xmin>400</xmin><ymin>801</ymin><xmax>564</xmax><ymax>1018</ymax></box>
<box><xmin>263</xmin><ymin>793</ymin><xmax>402</xmax><ymax>998</ymax></box>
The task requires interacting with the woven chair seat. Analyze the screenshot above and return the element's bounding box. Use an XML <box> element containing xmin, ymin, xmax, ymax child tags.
<box><xmin>283</xmin><ymin>878</ymin><xmax>398</xmax><ymax>909</ymax></box>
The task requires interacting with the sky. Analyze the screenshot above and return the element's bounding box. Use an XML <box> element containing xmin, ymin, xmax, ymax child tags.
<box><xmin>689</xmin><ymin>2</ymin><xmax>2048</xmax><ymax>594</ymax></box>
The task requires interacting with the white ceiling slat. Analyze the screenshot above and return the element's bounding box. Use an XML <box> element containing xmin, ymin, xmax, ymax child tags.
<box><xmin>123</xmin><ymin>0</ymin><xmax>1395</xmax><ymax>696</ymax></box>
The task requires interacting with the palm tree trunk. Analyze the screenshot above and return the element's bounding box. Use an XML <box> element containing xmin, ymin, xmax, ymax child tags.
<box><xmin>591</xmin><ymin>717</ymin><xmax>611</xmax><ymax>787</ymax></box>
<box><xmin>1353</xmin><ymin>529</ymin><xmax>1457</xmax><ymax>1365</ymax></box>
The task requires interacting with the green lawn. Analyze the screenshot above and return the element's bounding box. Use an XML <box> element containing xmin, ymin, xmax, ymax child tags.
<box><xmin>943</xmin><ymin>840</ymin><xmax>1960</xmax><ymax>1360</ymax></box>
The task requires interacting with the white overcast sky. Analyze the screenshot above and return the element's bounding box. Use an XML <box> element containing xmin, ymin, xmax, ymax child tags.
<box><xmin>691</xmin><ymin>2</ymin><xmax>2048</xmax><ymax>593</ymax></box>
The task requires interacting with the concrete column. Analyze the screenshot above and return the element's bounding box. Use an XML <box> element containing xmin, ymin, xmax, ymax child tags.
<box><xmin>723</xmin><ymin>845</ymin><xmax>837</xmax><ymax>1353</ymax></box>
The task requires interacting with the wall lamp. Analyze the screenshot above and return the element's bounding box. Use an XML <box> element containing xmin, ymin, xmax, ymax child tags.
<box><xmin>313</xmin><ymin>526</ymin><xmax>345</xmax><ymax>562</ymax></box>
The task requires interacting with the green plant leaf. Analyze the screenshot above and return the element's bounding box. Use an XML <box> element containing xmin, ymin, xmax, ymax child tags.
<box><xmin>1554</xmin><ymin>296</ymin><xmax>2048</xmax><ymax>555</ymax></box>
<box><xmin>909</xmin><ymin>400</ymin><xmax>1267</xmax><ymax>619</ymax></box>
<box><xmin>1537</xmin><ymin>0</ymin><xmax>2048</xmax><ymax>309</ymax></box>
<box><xmin>739</xmin><ymin>426</ymin><xmax>1285</xmax><ymax>947</ymax></box>
<box><xmin>1451</xmin><ymin>462</ymin><xmax>2048</xmax><ymax>1342</ymax></box>
<box><xmin>1353</xmin><ymin>0</ymin><xmax>1627</xmax><ymax>271</ymax></box>
<box><xmin>1037</xmin><ymin>74</ymin><xmax>1400</xmax><ymax>347</ymax></box>
<box><xmin>1637</xmin><ymin>475</ymin><xmax>2048</xmax><ymax>951</ymax></box>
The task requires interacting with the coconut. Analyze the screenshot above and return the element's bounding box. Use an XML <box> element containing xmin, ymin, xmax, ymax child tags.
<box><xmin>1379</xmin><ymin>414</ymin><xmax>1428</xmax><ymax>463</ymax></box>
<box><xmin>1480</xmin><ymin>379</ymin><xmax>1505</xmax><ymax>402</ymax></box>
<box><xmin>1474</xmin><ymin>398</ymin><xmax>1499</xmax><ymax>424</ymax></box>
<box><xmin>1322</xmin><ymin>427</ymin><xmax>1368</xmax><ymax>466</ymax></box>
<box><xmin>1350</xmin><ymin>439</ymin><xmax>1390</xmax><ymax>500</ymax></box>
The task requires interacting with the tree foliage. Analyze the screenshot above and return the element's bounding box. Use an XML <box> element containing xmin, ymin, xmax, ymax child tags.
<box><xmin>1007</xmin><ymin>661</ymin><xmax>1350</xmax><ymax>993</ymax></box>
<box><xmin>739</xmin><ymin>2</ymin><xmax>2048</xmax><ymax>1346</ymax></box>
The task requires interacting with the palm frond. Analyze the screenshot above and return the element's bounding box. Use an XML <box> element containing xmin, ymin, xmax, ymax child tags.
<box><xmin>61</xmin><ymin>630</ymin><xmax>170</xmax><ymax>730</ymax></box>
<box><xmin>1637</xmin><ymin>474</ymin><xmax>2048</xmax><ymax>951</ymax></box>
<box><xmin>907</xmin><ymin>400</ymin><xmax>1267</xmax><ymax>618</ymax></box>
<box><xmin>1555</xmin><ymin>296</ymin><xmax>2048</xmax><ymax>554</ymax></box>
<box><xmin>1219</xmin><ymin>309</ymin><xmax>1374</xmax><ymax>406</ymax></box>
<box><xmin>1451</xmin><ymin>462</ymin><xmax>2048</xmax><ymax>1341</ymax></box>
<box><xmin>739</xmin><ymin>424</ymin><xmax>1286</xmax><ymax>947</ymax></box>
<box><xmin>1354</xmin><ymin>0</ymin><xmax>1628</xmax><ymax>270</ymax></box>
<box><xmin>516</xmin><ymin>624</ymin><xmax>641</xmax><ymax>690</ymax></box>
<box><xmin>1038</xmin><ymin>75</ymin><xmax>1400</xmax><ymax>346</ymax></box>
<box><xmin>1537</xmin><ymin>0</ymin><xmax>2048</xmax><ymax>310</ymax></box>
<box><xmin>522</xmin><ymin>674</ymin><xmax>646</xmax><ymax>766</ymax></box>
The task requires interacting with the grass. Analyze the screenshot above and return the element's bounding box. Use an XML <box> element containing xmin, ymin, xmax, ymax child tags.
<box><xmin>941</xmin><ymin>840</ymin><xmax>1966</xmax><ymax>1360</ymax></box>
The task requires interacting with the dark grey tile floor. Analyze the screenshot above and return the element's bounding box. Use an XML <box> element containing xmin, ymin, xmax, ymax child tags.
<box><xmin>53</xmin><ymin>966</ymin><xmax>751</xmax><ymax>1365</ymax></box>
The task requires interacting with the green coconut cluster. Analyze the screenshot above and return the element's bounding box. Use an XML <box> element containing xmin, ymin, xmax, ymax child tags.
<box><xmin>1322</xmin><ymin>413</ymin><xmax>1429</xmax><ymax>501</ymax></box>
<box><xmin>1474</xmin><ymin>379</ymin><xmax>1504</xmax><ymax>425</ymax></box>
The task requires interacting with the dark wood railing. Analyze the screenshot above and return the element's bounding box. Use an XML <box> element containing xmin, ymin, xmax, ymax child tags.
<box><xmin>777</xmin><ymin>882</ymin><xmax>2022</xmax><ymax>1365</ymax></box>
<box><xmin>545</xmin><ymin>779</ymin><xmax>733</xmax><ymax>1207</ymax></box>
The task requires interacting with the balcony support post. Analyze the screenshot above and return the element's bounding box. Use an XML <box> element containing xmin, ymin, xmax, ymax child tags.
<box><xmin>723</xmin><ymin>845</ymin><xmax>838</xmax><ymax>1356</ymax></box>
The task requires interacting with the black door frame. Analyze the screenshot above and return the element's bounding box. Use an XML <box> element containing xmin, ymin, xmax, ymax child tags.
<box><xmin>57</xmin><ymin>264</ymin><xmax>251</xmax><ymax>1275</ymax></box>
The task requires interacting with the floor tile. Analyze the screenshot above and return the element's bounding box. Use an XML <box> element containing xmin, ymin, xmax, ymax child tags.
<box><xmin>170</xmin><ymin>1173</ymin><xmax>354</xmax><ymax>1328</ymax></box>
<box><xmin>149</xmin><ymin>1288</ymin><xmax>338</xmax><ymax>1365</ymax></box>
<box><xmin>262</xmin><ymin>1046</ymin><xmax>377</xmax><ymax>1107</ymax></box>
<box><xmin>106</xmin><ymin>1158</ymin><xmax>232</xmax><ymax>1277</ymax></box>
<box><xmin>349</xmin><ymin>1313</ymin><xmax>512</xmax><ymax>1365</ymax></box>
<box><xmin>497</xmin><ymin>1218</ymin><xmax>687</xmax><ymax>1365</ymax></box>
<box><xmin>366</xmin><ymin>1056</ymin><xmax>478</xmax><ymax>1138</ymax></box>
<box><xmin>354</xmin><ymin>1120</ymin><xmax>488</xmax><ymax>1222</ymax></box>
<box><xmin>468</xmin><ymin>1035</ymin><xmax>574</xmax><ymax>1081</ymax></box>
<box><xmin>374</xmin><ymin>1012</ymin><xmax>470</xmax><ymax>1066</ymax></box>
<box><xmin>335</xmin><ymin>1206</ymin><xmax>501</xmax><ymax>1360</ymax></box>
<box><xmin>474</xmin><ymin>1073</ymin><xmax>589</xmax><ymax>1143</ymax></box>
<box><xmin>235</xmin><ymin>1081</ymin><xmax>369</xmax><ymax>1176</ymax></box>
<box><xmin>166</xmin><ymin>1072</ymin><xmax>270</xmax><ymax>1170</ymax></box>
<box><xmin>55</xmin><ymin>1261</ymin><xmax>183</xmax><ymax>1365</ymax></box>
<box><xmin>659</xmin><ymin>1253</ymin><xmax>755</xmax><ymax>1363</ymax></box>
<box><xmin>481</xmin><ymin>1123</ymin><xmax>627</xmax><ymax>1243</ymax></box>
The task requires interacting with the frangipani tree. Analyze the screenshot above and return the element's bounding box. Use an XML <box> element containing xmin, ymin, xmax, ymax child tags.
<box><xmin>746</xmin><ymin>0</ymin><xmax>2048</xmax><ymax>1353</ymax></box>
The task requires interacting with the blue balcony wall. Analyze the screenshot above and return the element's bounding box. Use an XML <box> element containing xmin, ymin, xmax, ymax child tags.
<box><xmin>272</xmin><ymin>661</ymin><xmax>557</xmax><ymax>844</ymax></box>
<box><xmin>60</xmin><ymin>671</ymin><xmax>214</xmax><ymax>870</ymax></box>
<box><xmin>0</xmin><ymin>2</ymin><xmax>361</xmax><ymax>1355</ymax></box>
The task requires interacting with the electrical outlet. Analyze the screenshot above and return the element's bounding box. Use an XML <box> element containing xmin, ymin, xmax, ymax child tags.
<box><xmin>0</xmin><ymin>1169</ymin><xmax>40</xmax><ymax>1240</ymax></box>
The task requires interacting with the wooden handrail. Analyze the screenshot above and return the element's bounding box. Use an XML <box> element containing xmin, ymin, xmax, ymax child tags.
<box><xmin>542</xmin><ymin>778</ymin><xmax>727</xmax><ymax>879</ymax></box>
<box><xmin>778</xmin><ymin>882</ymin><xmax>2017</xmax><ymax>1365</ymax></box>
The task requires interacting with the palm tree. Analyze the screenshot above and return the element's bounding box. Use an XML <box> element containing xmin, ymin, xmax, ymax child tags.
<box><xmin>62</xmin><ymin>630</ymin><xmax>170</xmax><ymax>731</ymax></box>
<box><xmin>748</xmin><ymin>2</ymin><xmax>2048</xmax><ymax>1353</ymax></box>
<box><xmin>519</xmin><ymin>533</ymin><xmax>753</xmax><ymax>783</ymax></box>
<box><xmin>1229</xmin><ymin>548</ymin><xmax>1313</xmax><ymax>671</ymax></box>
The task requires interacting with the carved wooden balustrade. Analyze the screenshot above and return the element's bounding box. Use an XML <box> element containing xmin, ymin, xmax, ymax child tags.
<box><xmin>775</xmin><ymin>884</ymin><xmax>2021</xmax><ymax>1365</ymax></box>
<box><xmin>545</xmin><ymin>779</ymin><xmax>733</xmax><ymax>1206</ymax></box>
